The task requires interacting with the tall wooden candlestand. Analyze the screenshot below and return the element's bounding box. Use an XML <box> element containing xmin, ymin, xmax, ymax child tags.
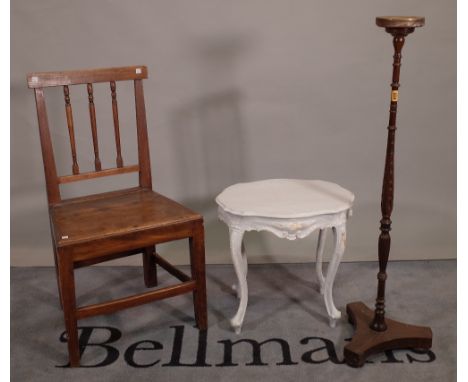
<box><xmin>344</xmin><ymin>16</ymin><xmax>433</xmax><ymax>367</ymax></box>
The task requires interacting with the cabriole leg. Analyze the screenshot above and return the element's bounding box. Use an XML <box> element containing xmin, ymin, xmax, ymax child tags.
<box><xmin>233</xmin><ymin>240</ymin><xmax>247</xmax><ymax>299</ymax></box>
<box><xmin>229</xmin><ymin>227</ymin><xmax>248</xmax><ymax>334</ymax></box>
<box><xmin>323</xmin><ymin>223</ymin><xmax>346</xmax><ymax>328</ymax></box>
<box><xmin>315</xmin><ymin>228</ymin><xmax>327</xmax><ymax>295</ymax></box>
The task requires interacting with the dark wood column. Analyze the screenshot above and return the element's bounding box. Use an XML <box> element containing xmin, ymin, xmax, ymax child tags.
<box><xmin>344</xmin><ymin>16</ymin><xmax>433</xmax><ymax>367</ymax></box>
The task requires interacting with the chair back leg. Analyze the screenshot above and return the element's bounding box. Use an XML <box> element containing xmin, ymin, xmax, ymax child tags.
<box><xmin>143</xmin><ymin>246</ymin><xmax>158</xmax><ymax>287</ymax></box>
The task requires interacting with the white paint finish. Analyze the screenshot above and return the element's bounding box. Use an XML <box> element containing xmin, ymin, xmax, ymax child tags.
<box><xmin>315</xmin><ymin>229</ymin><xmax>327</xmax><ymax>294</ymax></box>
<box><xmin>216</xmin><ymin>179</ymin><xmax>353</xmax><ymax>333</ymax></box>
<box><xmin>323</xmin><ymin>223</ymin><xmax>346</xmax><ymax>327</ymax></box>
<box><xmin>228</xmin><ymin>227</ymin><xmax>248</xmax><ymax>334</ymax></box>
<box><xmin>216</xmin><ymin>179</ymin><xmax>354</xmax><ymax>218</ymax></box>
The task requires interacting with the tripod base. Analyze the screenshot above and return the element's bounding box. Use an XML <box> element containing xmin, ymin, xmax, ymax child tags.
<box><xmin>344</xmin><ymin>301</ymin><xmax>432</xmax><ymax>367</ymax></box>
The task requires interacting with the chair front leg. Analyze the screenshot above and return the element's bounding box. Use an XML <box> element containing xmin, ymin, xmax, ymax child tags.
<box><xmin>57</xmin><ymin>249</ymin><xmax>80</xmax><ymax>367</ymax></box>
<box><xmin>52</xmin><ymin>243</ymin><xmax>64</xmax><ymax>309</ymax></box>
<box><xmin>189</xmin><ymin>222</ymin><xmax>208</xmax><ymax>330</ymax></box>
<box><xmin>143</xmin><ymin>246</ymin><xmax>158</xmax><ymax>287</ymax></box>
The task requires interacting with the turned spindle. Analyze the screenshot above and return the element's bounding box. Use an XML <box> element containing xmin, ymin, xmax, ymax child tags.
<box><xmin>110</xmin><ymin>81</ymin><xmax>124</xmax><ymax>168</ymax></box>
<box><xmin>63</xmin><ymin>85</ymin><xmax>79</xmax><ymax>175</ymax></box>
<box><xmin>87</xmin><ymin>83</ymin><xmax>102</xmax><ymax>171</ymax></box>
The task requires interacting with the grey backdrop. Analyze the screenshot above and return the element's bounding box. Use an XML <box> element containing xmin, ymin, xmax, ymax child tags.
<box><xmin>11</xmin><ymin>0</ymin><xmax>456</xmax><ymax>266</ymax></box>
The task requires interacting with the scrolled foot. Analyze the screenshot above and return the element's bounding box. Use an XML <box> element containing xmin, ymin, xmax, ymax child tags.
<box><xmin>231</xmin><ymin>283</ymin><xmax>241</xmax><ymax>299</ymax></box>
<box><xmin>328</xmin><ymin>312</ymin><xmax>341</xmax><ymax>328</ymax></box>
<box><xmin>230</xmin><ymin>318</ymin><xmax>242</xmax><ymax>334</ymax></box>
<box><xmin>326</xmin><ymin>307</ymin><xmax>342</xmax><ymax>326</ymax></box>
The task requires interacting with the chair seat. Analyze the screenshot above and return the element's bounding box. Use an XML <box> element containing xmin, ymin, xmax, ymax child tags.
<box><xmin>51</xmin><ymin>188</ymin><xmax>201</xmax><ymax>247</ymax></box>
<box><xmin>215</xmin><ymin>179</ymin><xmax>354</xmax><ymax>219</ymax></box>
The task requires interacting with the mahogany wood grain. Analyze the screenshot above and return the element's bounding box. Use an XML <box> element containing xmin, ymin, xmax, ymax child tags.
<box><xmin>63</xmin><ymin>86</ymin><xmax>79</xmax><ymax>174</ymax></box>
<box><xmin>74</xmin><ymin>248</ymin><xmax>142</xmax><ymax>268</ymax></box>
<box><xmin>154</xmin><ymin>253</ymin><xmax>191</xmax><ymax>282</ymax></box>
<box><xmin>27</xmin><ymin>65</ymin><xmax>148</xmax><ymax>88</ymax></box>
<box><xmin>27</xmin><ymin>66</ymin><xmax>207</xmax><ymax>366</ymax></box>
<box><xmin>344</xmin><ymin>17</ymin><xmax>431</xmax><ymax>367</ymax></box>
<box><xmin>76</xmin><ymin>280</ymin><xmax>196</xmax><ymax>320</ymax></box>
<box><xmin>66</xmin><ymin>222</ymin><xmax>197</xmax><ymax>263</ymax></box>
<box><xmin>370</xmin><ymin>32</ymin><xmax>405</xmax><ymax>332</ymax></box>
<box><xmin>376</xmin><ymin>16</ymin><xmax>425</xmax><ymax>29</ymax></box>
<box><xmin>190</xmin><ymin>223</ymin><xmax>208</xmax><ymax>330</ymax></box>
<box><xmin>34</xmin><ymin>88</ymin><xmax>60</xmax><ymax>204</ymax></box>
<box><xmin>134</xmin><ymin>79</ymin><xmax>152</xmax><ymax>189</ymax></box>
<box><xmin>142</xmin><ymin>246</ymin><xmax>158</xmax><ymax>288</ymax></box>
<box><xmin>58</xmin><ymin>164</ymin><xmax>139</xmax><ymax>184</ymax></box>
<box><xmin>110</xmin><ymin>81</ymin><xmax>124</xmax><ymax>167</ymax></box>
<box><xmin>50</xmin><ymin>189</ymin><xmax>201</xmax><ymax>247</ymax></box>
<box><xmin>86</xmin><ymin>83</ymin><xmax>102</xmax><ymax>171</ymax></box>
<box><xmin>50</xmin><ymin>233</ymin><xmax>63</xmax><ymax>308</ymax></box>
<box><xmin>57</xmin><ymin>251</ymin><xmax>79</xmax><ymax>367</ymax></box>
<box><xmin>345</xmin><ymin>302</ymin><xmax>432</xmax><ymax>367</ymax></box>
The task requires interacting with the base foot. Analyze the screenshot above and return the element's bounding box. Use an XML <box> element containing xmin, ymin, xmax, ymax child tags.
<box><xmin>232</xmin><ymin>284</ymin><xmax>241</xmax><ymax>299</ymax></box>
<box><xmin>344</xmin><ymin>301</ymin><xmax>432</xmax><ymax>367</ymax></box>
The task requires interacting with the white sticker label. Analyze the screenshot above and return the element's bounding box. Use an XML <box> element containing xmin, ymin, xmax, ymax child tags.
<box><xmin>61</xmin><ymin>235</ymin><xmax>69</xmax><ymax>240</ymax></box>
<box><xmin>31</xmin><ymin>76</ymin><xmax>38</xmax><ymax>83</ymax></box>
<box><xmin>136</xmin><ymin>68</ymin><xmax>142</xmax><ymax>74</ymax></box>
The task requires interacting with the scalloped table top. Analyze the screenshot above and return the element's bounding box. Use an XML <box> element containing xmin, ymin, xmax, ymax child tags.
<box><xmin>216</xmin><ymin>179</ymin><xmax>354</xmax><ymax>219</ymax></box>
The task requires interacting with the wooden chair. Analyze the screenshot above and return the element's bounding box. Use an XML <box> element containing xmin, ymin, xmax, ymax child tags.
<box><xmin>27</xmin><ymin>66</ymin><xmax>207</xmax><ymax>367</ymax></box>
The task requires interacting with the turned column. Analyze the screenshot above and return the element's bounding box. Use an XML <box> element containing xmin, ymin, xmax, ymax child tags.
<box><xmin>344</xmin><ymin>16</ymin><xmax>432</xmax><ymax>368</ymax></box>
<box><xmin>370</xmin><ymin>27</ymin><xmax>407</xmax><ymax>332</ymax></box>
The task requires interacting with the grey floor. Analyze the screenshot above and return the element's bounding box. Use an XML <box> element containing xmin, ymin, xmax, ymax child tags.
<box><xmin>11</xmin><ymin>261</ymin><xmax>456</xmax><ymax>381</ymax></box>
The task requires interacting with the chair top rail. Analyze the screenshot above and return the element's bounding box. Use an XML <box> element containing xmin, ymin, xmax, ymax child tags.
<box><xmin>27</xmin><ymin>65</ymin><xmax>148</xmax><ymax>88</ymax></box>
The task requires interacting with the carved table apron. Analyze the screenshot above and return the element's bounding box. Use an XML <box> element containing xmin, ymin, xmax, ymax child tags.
<box><xmin>216</xmin><ymin>179</ymin><xmax>354</xmax><ymax>334</ymax></box>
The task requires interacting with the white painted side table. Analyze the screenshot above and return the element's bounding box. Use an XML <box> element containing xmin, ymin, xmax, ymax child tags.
<box><xmin>215</xmin><ymin>179</ymin><xmax>354</xmax><ymax>333</ymax></box>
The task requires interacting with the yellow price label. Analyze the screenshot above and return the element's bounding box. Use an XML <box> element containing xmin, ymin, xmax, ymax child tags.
<box><xmin>391</xmin><ymin>90</ymin><xmax>399</xmax><ymax>102</ymax></box>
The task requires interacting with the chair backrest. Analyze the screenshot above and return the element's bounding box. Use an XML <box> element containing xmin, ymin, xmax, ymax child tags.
<box><xmin>27</xmin><ymin>66</ymin><xmax>152</xmax><ymax>205</ymax></box>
